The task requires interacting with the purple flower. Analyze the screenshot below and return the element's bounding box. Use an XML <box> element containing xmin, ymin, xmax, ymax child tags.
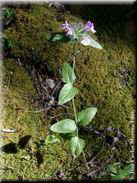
<box><xmin>84</xmin><ymin>21</ymin><xmax>96</xmax><ymax>33</ymax></box>
<box><xmin>60</xmin><ymin>20</ymin><xmax>73</xmax><ymax>36</ymax></box>
<box><xmin>60</xmin><ymin>20</ymin><xmax>97</xmax><ymax>44</ymax></box>
<box><xmin>81</xmin><ymin>35</ymin><xmax>91</xmax><ymax>46</ymax></box>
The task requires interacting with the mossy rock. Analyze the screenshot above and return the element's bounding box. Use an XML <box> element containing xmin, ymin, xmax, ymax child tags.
<box><xmin>1</xmin><ymin>59</ymin><xmax>74</xmax><ymax>179</ymax></box>
<box><xmin>2</xmin><ymin>4</ymin><xmax>135</xmax><ymax>180</ymax></box>
<box><xmin>4</xmin><ymin>5</ymin><xmax>83</xmax><ymax>72</ymax></box>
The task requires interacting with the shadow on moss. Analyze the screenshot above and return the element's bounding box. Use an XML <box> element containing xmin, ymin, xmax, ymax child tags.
<box><xmin>2</xmin><ymin>143</ymin><xmax>18</xmax><ymax>154</ymax></box>
<box><xmin>18</xmin><ymin>135</ymin><xmax>31</xmax><ymax>149</ymax></box>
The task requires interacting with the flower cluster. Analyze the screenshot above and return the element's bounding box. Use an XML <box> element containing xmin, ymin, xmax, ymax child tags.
<box><xmin>60</xmin><ymin>20</ymin><xmax>96</xmax><ymax>46</ymax></box>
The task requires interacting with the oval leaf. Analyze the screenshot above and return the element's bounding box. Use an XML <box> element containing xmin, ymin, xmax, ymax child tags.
<box><xmin>112</xmin><ymin>174</ymin><xmax>125</xmax><ymax>180</ymax></box>
<box><xmin>90</xmin><ymin>37</ymin><xmax>102</xmax><ymax>49</ymax></box>
<box><xmin>77</xmin><ymin>107</ymin><xmax>97</xmax><ymax>126</ymax></box>
<box><xmin>70</xmin><ymin>136</ymin><xmax>85</xmax><ymax>157</ymax></box>
<box><xmin>48</xmin><ymin>32</ymin><xmax>70</xmax><ymax>43</ymax></box>
<box><xmin>58</xmin><ymin>83</ymin><xmax>78</xmax><ymax>105</ymax></box>
<box><xmin>62</xmin><ymin>63</ymin><xmax>76</xmax><ymax>84</ymax></box>
<box><xmin>123</xmin><ymin>164</ymin><xmax>134</xmax><ymax>176</ymax></box>
<box><xmin>107</xmin><ymin>165</ymin><xmax>117</xmax><ymax>175</ymax></box>
<box><xmin>50</xmin><ymin>119</ymin><xmax>76</xmax><ymax>133</ymax></box>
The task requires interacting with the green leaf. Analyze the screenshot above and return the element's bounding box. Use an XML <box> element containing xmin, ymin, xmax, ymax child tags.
<box><xmin>111</xmin><ymin>168</ymin><xmax>126</xmax><ymax>180</ymax></box>
<box><xmin>70</xmin><ymin>136</ymin><xmax>85</xmax><ymax>157</ymax></box>
<box><xmin>62</xmin><ymin>63</ymin><xmax>76</xmax><ymax>84</ymax></box>
<box><xmin>89</xmin><ymin>37</ymin><xmax>102</xmax><ymax>49</ymax></box>
<box><xmin>50</xmin><ymin>119</ymin><xmax>76</xmax><ymax>133</ymax></box>
<box><xmin>123</xmin><ymin>164</ymin><xmax>134</xmax><ymax>176</ymax></box>
<box><xmin>111</xmin><ymin>174</ymin><xmax>125</xmax><ymax>180</ymax></box>
<box><xmin>107</xmin><ymin>165</ymin><xmax>117</xmax><ymax>175</ymax></box>
<box><xmin>44</xmin><ymin>135</ymin><xmax>61</xmax><ymax>145</ymax></box>
<box><xmin>77</xmin><ymin>107</ymin><xmax>97</xmax><ymax>126</ymax></box>
<box><xmin>48</xmin><ymin>32</ymin><xmax>70</xmax><ymax>43</ymax></box>
<box><xmin>58</xmin><ymin>83</ymin><xmax>78</xmax><ymax>105</ymax></box>
<box><xmin>2</xmin><ymin>8</ymin><xmax>15</xmax><ymax>25</ymax></box>
<box><xmin>2</xmin><ymin>35</ymin><xmax>12</xmax><ymax>49</ymax></box>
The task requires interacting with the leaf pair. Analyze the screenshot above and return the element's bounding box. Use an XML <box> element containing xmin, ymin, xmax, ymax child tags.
<box><xmin>107</xmin><ymin>164</ymin><xmax>134</xmax><ymax>180</ymax></box>
<box><xmin>69</xmin><ymin>107</ymin><xmax>97</xmax><ymax>157</ymax></box>
<box><xmin>50</xmin><ymin>119</ymin><xmax>85</xmax><ymax>157</ymax></box>
<box><xmin>58</xmin><ymin>63</ymin><xmax>78</xmax><ymax>105</ymax></box>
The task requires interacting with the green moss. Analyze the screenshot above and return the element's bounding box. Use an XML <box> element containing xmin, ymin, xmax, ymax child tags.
<box><xmin>2</xmin><ymin>59</ymin><xmax>74</xmax><ymax>179</ymax></box>
<box><xmin>4</xmin><ymin>5</ymin><xmax>83</xmax><ymax>73</ymax></box>
<box><xmin>4</xmin><ymin>59</ymin><xmax>36</xmax><ymax>97</ymax></box>
<box><xmin>3</xmin><ymin>4</ymin><xmax>135</xmax><ymax>180</ymax></box>
<box><xmin>3</xmin><ymin>141</ymin><xmax>73</xmax><ymax>179</ymax></box>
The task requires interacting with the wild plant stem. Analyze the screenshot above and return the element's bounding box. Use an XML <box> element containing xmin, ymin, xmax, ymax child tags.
<box><xmin>73</xmin><ymin>55</ymin><xmax>75</xmax><ymax>71</ymax></box>
<box><xmin>72</xmin><ymin>98</ymin><xmax>77</xmax><ymax>122</ymax></box>
<box><xmin>72</xmin><ymin>42</ymin><xmax>78</xmax><ymax>137</ymax></box>
<box><xmin>72</xmin><ymin>42</ymin><xmax>88</xmax><ymax>170</ymax></box>
<box><xmin>72</xmin><ymin>98</ymin><xmax>78</xmax><ymax>137</ymax></box>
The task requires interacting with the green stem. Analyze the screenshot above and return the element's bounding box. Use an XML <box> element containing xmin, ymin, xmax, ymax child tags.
<box><xmin>71</xmin><ymin>42</ymin><xmax>78</xmax><ymax>136</ymax></box>
<box><xmin>72</xmin><ymin>98</ymin><xmax>78</xmax><ymax>136</ymax></box>
<box><xmin>73</xmin><ymin>56</ymin><xmax>75</xmax><ymax>71</ymax></box>
<box><xmin>72</xmin><ymin>98</ymin><xmax>77</xmax><ymax>123</ymax></box>
<box><xmin>71</xmin><ymin>41</ymin><xmax>87</xmax><ymax>164</ymax></box>
<box><xmin>71</xmin><ymin>42</ymin><xmax>87</xmax><ymax>163</ymax></box>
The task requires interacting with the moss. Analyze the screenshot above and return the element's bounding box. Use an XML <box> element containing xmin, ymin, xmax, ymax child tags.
<box><xmin>4</xmin><ymin>59</ymin><xmax>36</xmax><ymax>97</ymax></box>
<box><xmin>2</xmin><ymin>59</ymin><xmax>75</xmax><ymax>179</ymax></box>
<box><xmin>4</xmin><ymin>5</ymin><xmax>83</xmax><ymax>73</ymax></box>
<box><xmin>68</xmin><ymin>5</ymin><xmax>135</xmax><ymax>44</ymax></box>
<box><xmin>3</xmin><ymin>4</ymin><xmax>135</xmax><ymax>179</ymax></box>
<box><xmin>3</xmin><ymin>141</ymin><xmax>73</xmax><ymax>179</ymax></box>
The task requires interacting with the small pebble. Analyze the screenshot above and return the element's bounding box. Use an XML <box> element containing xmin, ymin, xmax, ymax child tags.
<box><xmin>46</xmin><ymin>79</ymin><xmax>55</xmax><ymax>89</ymax></box>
